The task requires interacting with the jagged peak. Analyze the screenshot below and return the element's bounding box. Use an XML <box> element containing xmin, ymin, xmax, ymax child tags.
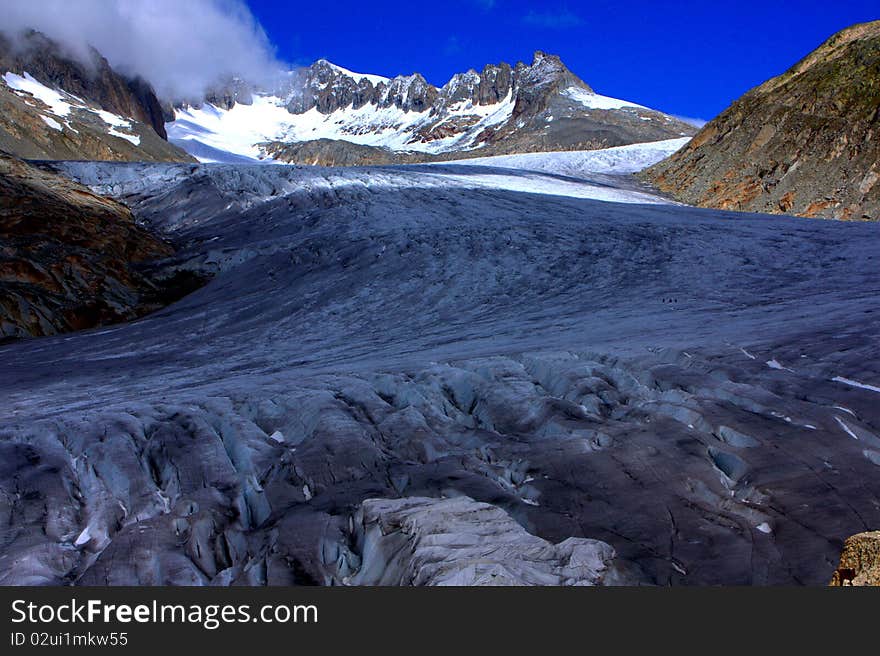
<box><xmin>309</xmin><ymin>59</ymin><xmax>389</xmax><ymax>87</ymax></box>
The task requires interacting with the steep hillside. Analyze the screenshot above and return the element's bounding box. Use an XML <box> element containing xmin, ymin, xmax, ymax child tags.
<box><xmin>644</xmin><ymin>21</ymin><xmax>880</xmax><ymax>220</ymax></box>
<box><xmin>0</xmin><ymin>31</ymin><xmax>193</xmax><ymax>162</ymax></box>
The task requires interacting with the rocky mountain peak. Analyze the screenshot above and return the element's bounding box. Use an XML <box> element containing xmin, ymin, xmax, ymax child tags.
<box><xmin>280</xmin><ymin>51</ymin><xmax>594</xmax><ymax>118</ymax></box>
<box><xmin>520</xmin><ymin>50</ymin><xmax>592</xmax><ymax>92</ymax></box>
<box><xmin>203</xmin><ymin>77</ymin><xmax>254</xmax><ymax>111</ymax></box>
<box><xmin>378</xmin><ymin>72</ymin><xmax>438</xmax><ymax>112</ymax></box>
<box><xmin>284</xmin><ymin>59</ymin><xmax>385</xmax><ymax>114</ymax></box>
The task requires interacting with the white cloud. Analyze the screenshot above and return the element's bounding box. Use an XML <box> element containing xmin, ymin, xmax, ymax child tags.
<box><xmin>0</xmin><ymin>0</ymin><xmax>285</xmax><ymax>101</ymax></box>
<box><xmin>672</xmin><ymin>115</ymin><xmax>709</xmax><ymax>128</ymax></box>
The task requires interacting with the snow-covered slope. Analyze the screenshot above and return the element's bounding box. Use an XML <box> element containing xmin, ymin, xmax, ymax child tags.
<box><xmin>0</xmin><ymin>70</ymin><xmax>190</xmax><ymax>162</ymax></box>
<box><xmin>0</xmin><ymin>30</ymin><xmax>191</xmax><ymax>162</ymax></box>
<box><xmin>168</xmin><ymin>89</ymin><xmax>517</xmax><ymax>162</ymax></box>
<box><xmin>438</xmin><ymin>138</ymin><xmax>690</xmax><ymax>177</ymax></box>
<box><xmin>562</xmin><ymin>85</ymin><xmax>647</xmax><ymax>110</ymax></box>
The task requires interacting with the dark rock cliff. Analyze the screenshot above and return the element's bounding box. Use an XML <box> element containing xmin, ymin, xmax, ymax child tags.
<box><xmin>0</xmin><ymin>152</ymin><xmax>189</xmax><ymax>339</ymax></box>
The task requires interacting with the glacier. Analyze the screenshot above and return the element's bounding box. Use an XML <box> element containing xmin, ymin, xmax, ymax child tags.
<box><xmin>1</xmin><ymin>159</ymin><xmax>879</xmax><ymax>585</ymax></box>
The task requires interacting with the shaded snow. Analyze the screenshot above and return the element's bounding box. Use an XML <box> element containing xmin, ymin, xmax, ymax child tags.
<box><xmin>835</xmin><ymin>416</ymin><xmax>860</xmax><ymax>440</ymax></box>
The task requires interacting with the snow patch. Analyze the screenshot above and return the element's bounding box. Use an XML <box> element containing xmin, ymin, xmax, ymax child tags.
<box><xmin>108</xmin><ymin>128</ymin><xmax>141</xmax><ymax>145</ymax></box>
<box><xmin>323</xmin><ymin>61</ymin><xmax>390</xmax><ymax>86</ymax></box>
<box><xmin>740</xmin><ymin>347</ymin><xmax>757</xmax><ymax>360</ymax></box>
<box><xmin>436</xmin><ymin>170</ymin><xmax>674</xmax><ymax>205</ymax></box>
<box><xmin>92</xmin><ymin>109</ymin><xmax>131</xmax><ymax>129</ymax></box>
<box><xmin>74</xmin><ymin>526</ymin><xmax>92</xmax><ymax>547</ymax></box>
<box><xmin>835</xmin><ymin>416</ymin><xmax>860</xmax><ymax>440</ymax></box>
<box><xmin>3</xmin><ymin>72</ymin><xmax>73</xmax><ymax>116</ymax></box>
<box><xmin>41</xmin><ymin>115</ymin><xmax>63</xmax><ymax>131</ymax></box>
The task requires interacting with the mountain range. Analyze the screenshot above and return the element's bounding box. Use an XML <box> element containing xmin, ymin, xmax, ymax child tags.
<box><xmin>168</xmin><ymin>52</ymin><xmax>697</xmax><ymax>164</ymax></box>
<box><xmin>4</xmin><ymin>25</ymin><xmax>877</xmax><ymax>221</ymax></box>
<box><xmin>0</xmin><ymin>31</ymin><xmax>696</xmax><ymax>166</ymax></box>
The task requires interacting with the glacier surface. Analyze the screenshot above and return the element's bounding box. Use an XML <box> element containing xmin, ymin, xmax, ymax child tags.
<box><xmin>1</xmin><ymin>161</ymin><xmax>879</xmax><ymax>585</ymax></box>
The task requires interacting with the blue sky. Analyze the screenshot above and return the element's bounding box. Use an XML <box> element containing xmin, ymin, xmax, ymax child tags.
<box><xmin>246</xmin><ymin>0</ymin><xmax>878</xmax><ymax>122</ymax></box>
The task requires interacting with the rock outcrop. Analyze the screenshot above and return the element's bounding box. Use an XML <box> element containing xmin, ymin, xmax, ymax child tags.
<box><xmin>644</xmin><ymin>21</ymin><xmax>880</xmax><ymax>220</ymax></box>
<box><xmin>262</xmin><ymin>138</ymin><xmax>401</xmax><ymax>167</ymax></box>
<box><xmin>829</xmin><ymin>532</ymin><xmax>880</xmax><ymax>586</ymax></box>
<box><xmin>348</xmin><ymin>496</ymin><xmax>625</xmax><ymax>586</ymax></box>
<box><xmin>0</xmin><ymin>153</ymin><xmax>188</xmax><ymax>339</ymax></box>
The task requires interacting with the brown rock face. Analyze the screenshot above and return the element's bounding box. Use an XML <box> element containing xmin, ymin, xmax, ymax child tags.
<box><xmin>643</xmin><ymin>21</ymin><xmax>880</xmax><ymax>220</ymax></box>
<box><xmin>262</xmin><ymin>138</ymin><xmax>400</xmax><ymax>166</ymax></box>
<box><xmin>0</xmin><ymin>152</ymin><xmax>177</xmax><ymax>340</ymax></box>
<box><xmin>829</xmin><ymin>531</ymin><xmax>880</xmax><ymax>586</ymax></box>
